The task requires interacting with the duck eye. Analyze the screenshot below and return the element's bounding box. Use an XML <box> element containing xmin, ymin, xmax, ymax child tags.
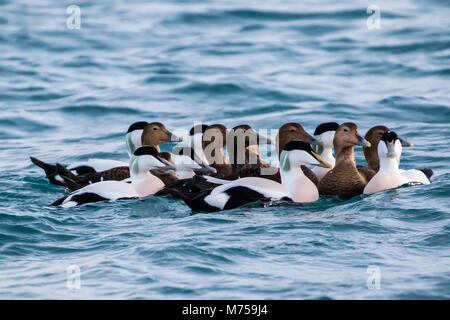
<box><xmin>153</xmin><ymin>127</ymin><xmax>158</xmax><ymax>130</ymax></box>
<box><xmin>343</xmin><ymin>128</ymin><xmax>348</xmax><ymax>132</ymax></box>
<box><xmin>290</xmin><ymin>129</ymin><xmax>295</xmax><ymax>132</ymax></box>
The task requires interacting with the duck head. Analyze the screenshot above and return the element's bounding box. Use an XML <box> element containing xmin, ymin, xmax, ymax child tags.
<box><xmin>313</xmin><ymin>122</ymin><xmax>340</xmax><ymax>154</ymax></box>
<box><xmin>280</xmin><ymin>140</ymin><xmax>333</xmax><ymax>172</ymax></box>
<box><xmin>333</xmin><ymin>122</ymin><xmax>370</xmax><ymax>152</ymax></box>
<box><xmin>202</xmin><ymin>124</ymin><xmax>228</xmax><ymax>165</ymax></box>
<box><xmin>130</xmin><ymin>146</ymin><xmax>177</xmax><ymax>177</ymax></box>
<box><xmin>141</xmin><ymin>122</ymin><xmax>183</xmax><ymax>153</ymax></box>
<box><xmin>171</xmin><ymin>145</ymin><xmax>217</xmax><ymax>174</ymax></box>
<box><xmin>364</xmin><ymin>125</ymin><xmax>412</xmax><ymax>171</ymax></box>
<box><xmin>276</xmin><ymin>123</ymin><xmax>319</xmax><ymax>159</ymax></box>
<box><xmin>378</xmin><ymin>131</ymin><xmax>402</xmax><ymax>163</ymax></box>
<box><xmin>227</xmin><ymin>124</ymin><xmax>271</xmax><ymax>166</ymax></box>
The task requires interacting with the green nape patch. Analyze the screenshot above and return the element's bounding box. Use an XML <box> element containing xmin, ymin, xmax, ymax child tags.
<box><xmin>126</xmin><ymin>132</ymin><xmax>136</xmax><ymax>155</ymax></box>
<box><xmin>130</xmin><ymin>155</ymin><xmax>140</xmax><ymax>175</ymax></box>
<box><xmin>279</xmin><ymin>151</ymin><xmax>290</xmax><ymax>172</ymax></box>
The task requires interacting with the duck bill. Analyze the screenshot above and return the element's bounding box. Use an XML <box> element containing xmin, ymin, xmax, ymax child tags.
<box><xmin>355</xmin><ymin>134</ymin><xmax>371</xmax><ymax>147</ymax></box>
<box><xmin>307</xmin><ymin>134</ymin><xmax>320</xmax><ymax>146</ymax></box>
<box><xmin>310</xmin><ymin>151</ymin><xmax>333</xmax><ymax>169</ymax></box>
<box><xmin>399</xmin><ymin>136</ymin><xmax>413</xmax><ymax>147</ymax></box>
<box><xmin>386</xmin><ymin>142</ymin><xmax>398</xmax><ymax>158</ymax></box>
<box><xmin>157</xmin><ymin>156</ymin><xmax>178</xmax><ymax>172</ymax></box>
<box><xmin>170</xmin><ymin>132</ymin><xmax>184</xmax><ymax>142</ymax></box>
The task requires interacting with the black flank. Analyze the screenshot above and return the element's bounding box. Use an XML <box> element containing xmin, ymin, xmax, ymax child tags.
<box><xmin>223</xmin><ymin>186</ymin><xmax>270</xmax><ymax>210</ymax></box>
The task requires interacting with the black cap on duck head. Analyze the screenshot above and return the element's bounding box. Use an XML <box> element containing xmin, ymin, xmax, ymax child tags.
<box><xmin>189</xmin><ymin>124</ymin><xmax>209</xmax><ymax>136</ymax></box>
<box><xmin>381</xmin><ymin>131</ymin><xmax>398</xmax><ymax>143</ymax></box>
<box><xmin>127</xmin><ymin>121</ymin><xmax>148</xmax><ymax>133</ymax></box>
<box><xmin>314</xmin><ymin>122</ymin><xmax>340</xmax><ymax>136</ymax></box>
<box><xmin>281</xmin><ymin>140</ymin><xmax>332</xmax><ymax>169</ymax></box>
<box><xmin>283</xmin><ymin>140</ymin><xmax>316</xmax><ymax>153</ymax></box>
<box><xmin>133</xmin><ymin>146</ymin><xmax>160</xmax><ymax>157</ymax></box>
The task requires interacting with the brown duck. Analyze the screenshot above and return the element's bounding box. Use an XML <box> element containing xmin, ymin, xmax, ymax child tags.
<box><xmin>318</xmin><ymin>122</ymin><xmax>372</xmax><ymax>199</ymax></box>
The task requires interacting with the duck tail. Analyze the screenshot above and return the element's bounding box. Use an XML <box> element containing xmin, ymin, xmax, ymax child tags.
<box><xmin>55</xmin><ymin>164</ymin><xmax>83</xmax><ymax>191</ymax></box>
<box><xmin>419</xmin><ymin>168</ymin><xmax>434</xmax><ymax>180</ymax></box>
<box><xmin>51</xmin><ymin>195</ymin><xmax>67</xmax><ymax>206</ymax></box>
<box><xmin>30</xmin><ymin>156</ymin><xmax>67</xmax><ymax>187</ymax></box>
<box><xmin>180</xmin><ymin>190</ymin><xmax>220</xmax><ymax>212</ymax></box>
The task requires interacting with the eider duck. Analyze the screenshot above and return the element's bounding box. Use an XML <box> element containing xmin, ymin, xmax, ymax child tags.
<box><xmin>362</xmin><ymin>125</ymin><xmax>413</xmax><ymax>172</ymax></box>
<box><xmin>363</xmin><ymin>131</ymin><xmax>431</xmax><ymax>194</ymax></box>
<box><xmin>175</xmin><ymin>140</ymin><xmax>332</xmax><ymax>212</ymax></box>
<box><xmin>52</xmin><ymin>146</ymin><xmax>177</xmax><ymax>207</ymax></box>
<box><xmin>311</xmin><ymin>122</ymin><xmax>340</xmax><ymax>182</ymax></box>
<box><xmin>30</xmin><ymin>121</ymin><xmax>148</xmax><ymax>186</ymax></box>
<box><xmin>318</xmin><ymin>122</ymin><xmax>372</xmax><ymax>199</ymax></box>
<box><xmin>225</xmin><ymin>124</ymin><xmax>274</xmax><ymax>179</ymax></box>
<box><xmin>35</xmin><ymin>122</ymin><xmax>183</xmax><ymax>189</ymax></box>
<box><xmin>358</xmin><ymin>125</ymin><xmax>433</xmax><ymax>181</ymax></box>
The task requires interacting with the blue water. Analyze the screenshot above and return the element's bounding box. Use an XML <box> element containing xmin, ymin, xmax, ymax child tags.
<box><xmin>1</xmin><ymin>0</ymin><xmax>449</xmax><ymax>299</ymax></box>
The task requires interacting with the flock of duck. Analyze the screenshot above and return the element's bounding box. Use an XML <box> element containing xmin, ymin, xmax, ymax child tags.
<box><xmin>30</xmin><ymin>121</ymin><xmax>433</xmax><ymax>212</ymax></box>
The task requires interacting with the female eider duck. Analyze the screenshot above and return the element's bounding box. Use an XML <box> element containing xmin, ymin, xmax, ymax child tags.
<box><xmin>176</xmin><ymin>140</ymin><xmax>332</xmax><ymax>212</ymax></box>
<box><xmin>52</xmin><ymin>146</ymin><xmax>178</xmax><ymax>207</ymax></box>
<box><xmin>318</xmin><ymin>122</ymin><xmax>372</xmax><ymax>199</ymax></box>
<box><xmin>363</xmin><ymin>131</ymin><xmax>431</xmax><ymax>195</ymax></box>
<box><xmin>225</xmin><ymin>124</ymin><xmax>274</xmax><ymax>179</ymax></box>
<box><xmin>311</xmin><ymin>122</ymin><xmax>340</xmax><ymax>182</ymax></box>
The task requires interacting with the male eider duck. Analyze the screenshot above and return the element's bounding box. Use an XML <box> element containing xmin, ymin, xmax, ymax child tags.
<box><xmin>176</xmin><ymin>140</ymin><xmax>332</xmax><ymax>212</ymax></box>
<box><xmin>52</xmin><ymin>146</ymin><xmax>178</xmax><ymax>207</ymax></box>
<box><xmin>318</xmin><ymin>122</ymin><xmax>372</xmax><ymax>199</ymax></box>
<box><xmin>311</xmin><ymin>122</ymin><xmax>340</xmax><ymax>182</ymax></box>
<box><xmin>362</xmin><ymin>125</ymin><xmax>413</xmax><ymax>172</ymax></box>
<box><xmin>363</xmin><ymin>131</ymin><xmax>431</xmax><ymax>195</ymax></box>
<box><xmin>359</xmin><ymin>125</ymin><xmax>432</xmax><ymax>180</ymax></box>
